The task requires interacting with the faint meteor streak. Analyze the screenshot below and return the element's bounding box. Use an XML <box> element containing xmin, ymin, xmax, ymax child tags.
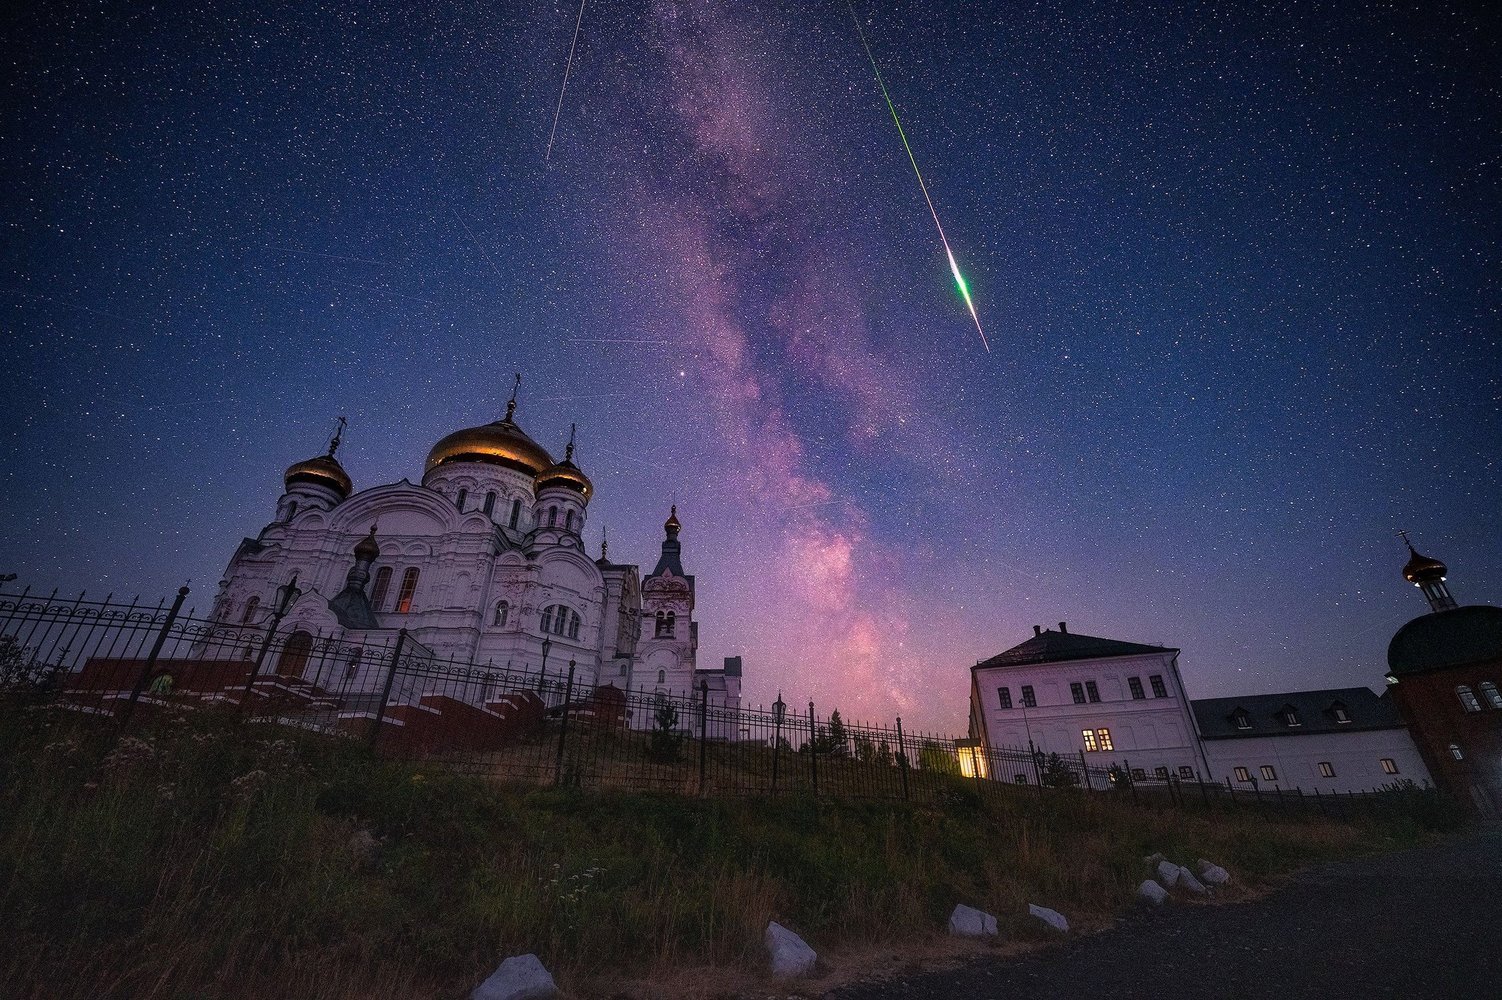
<box><xmin>546</xmin><ymin>0</ymin><xmax>587</xmax><ymax>162</ymax></box>
<box><xmin>848</xmin><ymin>4</ymin><xmax>990</xmax><ymax>353</ymax></box>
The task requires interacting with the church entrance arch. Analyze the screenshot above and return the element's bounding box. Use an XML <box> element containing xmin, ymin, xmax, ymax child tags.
<box><xmin>277</xmin><ymin>630</ymin><xmax>313</xmax><ymax>677</ymax></box>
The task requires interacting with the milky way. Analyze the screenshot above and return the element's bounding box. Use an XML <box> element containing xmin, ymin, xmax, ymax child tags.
<box><xmin>2</xmin><ymin>1</ymin><xmax>1499</xmax><ymax>730</ymax></box>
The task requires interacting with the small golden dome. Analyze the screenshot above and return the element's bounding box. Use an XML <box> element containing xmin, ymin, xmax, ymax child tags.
<box><xmin>1402</xmin><ymin>545</ymin><xmax>1447</xmax><ymax>584</ymax></box>
<box><xmin>537</xmin><ymin>458</ymin><xmax>592</xmax><ymax>500</ymax></box>
<box><xmin>285</xmin><ymin>453</ymin><xmax>352</xmax><ymax>498</ymax></box>
<box><xmin>425</xmin><ymin>407</ymin><xmax>554</xmax><ymax>477</ymax></box>
<box><xmin>664</xmin><ymin>504</ymin><xmax>681</xmax><ymax>535</ymax></box>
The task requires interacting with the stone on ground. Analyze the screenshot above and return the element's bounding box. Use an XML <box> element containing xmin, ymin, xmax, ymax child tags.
<box><xmin>1144</xmin><ymin>851</ymin><xmax>1166</xmax><ymax>869</ymax></box>
<box><xmin>1156</xmin><ymin>859</ymin><xmax>1182</xmax><ymax>886</ymax></box>
<box><xmin>1137</xmin><ymin>879</ymin><xmax>1169</xmax><ymax>905</ymax></box>
<box><xmin>1028</xmin><ymin>903</ymin><xmax>1070</xmax><ymax>933</ymax></box>
<box><xmin>949</xmin><ymin>903</ymin><xmax>999</xmax><ymax>937</ymax></box>
<box><xmin>471</xmin><ymin>954</ymin><xmax>556</xmax><ymax>1000</ymax></box>
<box><xmin>1176</xmin><ymin>866</ymin><xmax>1208</xmax><ymax>894</ymax></box>
<box><xmin>766</xmin><ymin>920</ymin><xmax>817</xmax><ymax>978</ymax></box>
<box><xmin>1198</xmin><ymin>859</ymin><xmax>1231</xmax><ymax>885</ymax></box>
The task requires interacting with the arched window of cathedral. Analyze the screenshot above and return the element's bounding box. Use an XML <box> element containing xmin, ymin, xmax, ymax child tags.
<box><xmin>494</xmin><ymin>601</ymin><xmax>509</xmax><ymax>627</ymax></box>
<box><xmin>456</xmin><ymin>488</ymin><xmax>468</xmax><ymax>511</ymax></box>
<box><xmin>344</xmin><ymin>647</ymin><xmax>362</xmax><ymax>680</ymax></box>
<box><xmin>395</xmin><ymin>568</ymin><xmax>420</xmax><ymax>614</ymax></box>
<box><xmin>509</xmin><ymin>499</ymin><xmax>521</xmax><ymax>528</ymax></box>
<box><xmin>1457</xmin><ymin>685</ymin><xmax>1482</xmax><ymax>712</ymax></box>
<box><xmin>566</xmin><ymin>509</ymin><xmax>575</xmax><ymax>532</ymax></box>
<box><xmin>483</xmin><ymin>491</ymin><xmax>496</xmax><ymax>516</ymax></box>
<box><xmin>371</xmin><ymin>567</ymin><xmax>393</xmax><ymax>610</ymax></box>
<box><xmin>665</xmin><ymin>611</ymin><xmax>676</xmax><ymax>636</ymax></box>
<box><xmin>653</xmin><ymin>611</ymin><xmax>664</xmax><ymax>637</ymax></box>
<box><xmin>241</xmin><ymin>596</ymin><xmax>260</xmax><ymax>624</ymax></box>
<box><xmin>540</xmin><ymin>605</ymin><xmax>555</xmax><ymax>633</ymax></box>
<box><xmin>277</xmin><ymin>630</ymin><xmax>313</xmax><ymax>677</ymax></box>
<box><xmin>284</xmin><ymin>500</ymin><xmax>298</xmax><ymax>522</ymax></box>
<box><xmin>568</xmin><ymin>612</ymin><xmax>580</xmax><ymax>639</ymax></box>
<box><xmin>658</xmin><ymin>669</ymin><xmax>666</xmax><ymax>684</ymax></box>
<box><xmin>1481</xmin><ymin>681</ymin><xmax>1502</xmax><ymax>709</ymax></box>
<box><xmin>548</xmin><ymin>506</ymin><xmax>558</xmax><ymax>528</ymax></box>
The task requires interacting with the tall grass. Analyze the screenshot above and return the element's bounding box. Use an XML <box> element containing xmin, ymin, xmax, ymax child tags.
<box><xmin>0</xmin><ymin>703</ymin><xmax>1458</xmax><ymax>999</ymax></box>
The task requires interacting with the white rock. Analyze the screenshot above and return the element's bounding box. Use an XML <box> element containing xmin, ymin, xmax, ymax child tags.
<box><xmin>1156</xmin><ymin>859</ymin><xmax>1181</xmax><ymax>886</ymax></box>
<box><xmin>471</xmin><ymin>954</ymin><xmax>556</xmax><ymax>1000</ymax></box>
<box><xmin>1176</xmin><ymin>866</ymin><xmax>1207</xmax><ymax>894</ymax></box>
<box><xmin>765</xmin><ymin>921</ymin><xmax>817</xmax><ymax>978</ymax></box>
<box><xmin>948</xmin><ymin>903</ymin><xmax>999</xmax><ymax>937</ymax></box>
<box><xmin>1137</xmin><ymin>879</ymin><xmax>1169</xmax><ymax>905</ymax></box>
<box><xmin>1028</xmin><ymin>903</ymin><xmax>1069</xmax><ymax>933</ymax></box>
<box><xmin>1197</xmin><ymin>860</ymin><xmax>1230</xmax><ymax>885</ymax></box>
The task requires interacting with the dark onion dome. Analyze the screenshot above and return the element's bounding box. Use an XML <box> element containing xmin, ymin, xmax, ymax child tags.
<box><xmin>353</xmin><ymin>524</ymin><xmax>380</xmax><ymax>562</ymax></box>
<box><xmin>424</xmin><ymin>400</ymin><xmax>554</xmax><ymax>477</ymax></box>
<box><xmin>1402</xmin><ymin>545</ymin><xmax>1449</xmax><ymax>584</ymax></box>
<box><xmin>1387</xmin><ymin>605</ymin><xmax>1502</xmax><ymax>677</ymax></box>
<box><xmin>284</xmin><ymin>453</ymin><xmax>352</xmax><ymax>498</ymax></box>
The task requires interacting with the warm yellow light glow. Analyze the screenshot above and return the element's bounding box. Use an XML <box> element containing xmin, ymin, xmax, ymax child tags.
<box><xmin>956</xmin><ymin>741</ymin><xmax>988</xmax><ymax>779</ymax></box>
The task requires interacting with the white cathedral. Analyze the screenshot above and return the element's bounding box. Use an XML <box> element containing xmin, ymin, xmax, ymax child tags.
<box><xmin>208</xmin><ymin>391</ymin><xmax>742</xmax><ymax>711</ymax></box>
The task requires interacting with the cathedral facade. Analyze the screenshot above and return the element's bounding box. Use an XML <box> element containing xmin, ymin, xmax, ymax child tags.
<box><xmin>209</xmin><ymin>396</ymin><xmax>741</xmax><ymax>713</ymax></box>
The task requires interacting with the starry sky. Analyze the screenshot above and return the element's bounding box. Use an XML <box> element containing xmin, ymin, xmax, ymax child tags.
<box><xmin>3</xmin><ymin>1</ymin><xmax>1499</xmax><ymax>731</ymax></box>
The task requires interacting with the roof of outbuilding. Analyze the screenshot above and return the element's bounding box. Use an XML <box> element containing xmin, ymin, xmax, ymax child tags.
<box><xmin>1386</xmin><ymin>604</ymin><xmax>1502</xmax><ymax>677</ymax></box>
<box><xmin>1192</xmin><ymin>686</ymin><xmax>1404</xmax><ymax>740</ymax></box>
<box><xmin>973</xmin><ymin>628</ymin><xmax>1177</xmax><ymax>670</ymax></box>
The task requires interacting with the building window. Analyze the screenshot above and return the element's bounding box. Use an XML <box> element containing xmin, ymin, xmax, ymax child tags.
<box><xmin>1070</xmin><ymin>682</ymin><xmax>1086</xmax><ymax>705</ymax></box>
<box><xmin>663</xmin><ymin>611</ymin><xmax>676</xmax><ymax>637</ymax></box>
<box><xmin>1282</xmin><ymin>707</ymin><xmax>1302</xmax><ymax>727</ymax></box>
<box><xmin>1233</xmin><ymin>711</ymin><xmax>1251</xmax><ymax>730</ymax></box>
<box><xmin>1178</xmin><ymin>765</ymin><xmax>1194</xmax><ymax>779</ymax></box>
<box><xmin>1381</xmin><ymin>757</ymin><xmax>1400</xmax><ymax>773</ymax></box>
<box><xmin>395</xmin><ymin>568</ymin><xmax>419</xmax><ymax>614</ymax></box>
<box><xmin>997</xmin><ymin>686</ymin><xmax>1012</xmax><ymax>709</ymax></box>
<box><xmin>456</xmin><ymin>488</ymin><xmax>468</xmax><ymax>511</ymax></box>
<box><xmin>1021</xmin><ymin>685</ymin><xmax>1037</xmax><ymax>708</ymax></box>
<box><xmin>1096</xmin><ymin>728</ymin><xmax>1113</xmax><ymax>751</ymax></box>
<box><xmin>1131</xmin><ymin>767</ymin><xmax>1147</xmax><ymax>781</ymax></box>
<box><xmin>509</xmin><ymin>499</ymin><xmax>521</xmax><ymax>528</ymax></box>
<box><xmin>1085</xmin><ymin>680</ymin><xmax>1101</xmax><ymax>703</ymax></box>
<box><xmin>1128</xmin><ymin>676</ymin><xmax>1145</xmax><ymax>700</ymax></box>
<box><xmin>657</xmin><ymin>669</ymin><xmax>666</xmax><ymax>684</ymax></box>
<box><xmin>1318</xmin><ymin>761</ymin><xmax>1335</xmax><ymax>778</ymax></box>
<box><xmin>1260</xmin><ymin>765</ymin><xmax>1277</xmax><ymax>782</ymax></box>
<box><xmin>566</xmin><ymin>509</ymin><xmax>575</xmax><ymax>532</ymax></box>
<box><xmin>240</xmin><ymin>596</ymin><xmax>260</xmax><ymax>624</ymax></box>
<box><xmin>548</xmin><ymin>506</ymin><xmax>558</xmax><ymax>528</ymax></box>
<box><xmin>483</xmin><ymin>491</ymin><xmax>496</xmax><ymax>516</ymax></box>
<box><xmin>1149</xmin><ymin>674</ymin><xmax>1168</xmax><ymax>698</ymax></box>
<box><xmin>1154</xmin><ymin>766</ymin><xmax>1169</xmax><ymax>780</ymax></box>
<box><xmin>1014</xmin><ymin>773</ymin><xmax>1028</xmax><ymax>784</ymax></box>
<box><xmin>1082</xmin><ymin>729</ymin><xmax>1098</xmax><ymax>752</ymax></box>
<box><xmin>1332</xmin><ymin>705</ymin><xmax>1350</xmax><ymax>723</ymax></box>
<box><xmin>493</xmin><ymin>601</ymin><xmax>509</xmax><ymax>627</ymax></box>
<box><xmin>542</xmin><ymin>605</ymin><xmax>580</xmax><ymax>638</ymax></box>
<box><xmin>1457</xmin><ymin>685</ymin><xmax>1482</xmax><ymax>712</ymax></box>
<box><xmin>1233</xmin><ymin>766</ymin><xmax>1251</xmax><ymax>782</ymax></box>
<box><xmin>371</xmin><ymin>567</ymin><xmax>392</xmax><ymax>610</ymax></box>
<box><xmin>1447</xmin><ymin>745</ymin><xmax>1463</xmax><ymax>761</ymax></box>
<box><xmin>1481</xmin><ymin>681</ymin><xmax>1502</xmax><ymax>709</ymax></box>
<box><xmin>619</xmin><ymin>661</ymin><xmax>628</xmax><ymax>676</ymax></box>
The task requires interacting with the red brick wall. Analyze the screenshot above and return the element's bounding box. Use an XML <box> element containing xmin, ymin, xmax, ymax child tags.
<box><xmin>1389</xmin><ymin>657</ymin><xmax>1502</xmax><ymax>815</ymax></box>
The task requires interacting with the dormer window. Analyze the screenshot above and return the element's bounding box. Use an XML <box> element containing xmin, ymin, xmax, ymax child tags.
<box><xmin>1331</xmin><ymin>704</ymin><xmax>1351</xmax><ymax>724</ymax></box>
<box><xmin>1281</xmin><ymin>707</ymin><xmax>1302</xmax><ymax>728</ymax></box>
<box><xmin>1233</xmin><ymin>711</ymin><xmax>1251</xmax><ymax>730</ymax></box>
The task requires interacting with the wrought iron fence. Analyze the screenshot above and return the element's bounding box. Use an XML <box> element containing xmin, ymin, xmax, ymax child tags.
<box><xmin>0</xmin><ymin>583</ymin><xmax>1427</xmax><ymax>820</ymax></box>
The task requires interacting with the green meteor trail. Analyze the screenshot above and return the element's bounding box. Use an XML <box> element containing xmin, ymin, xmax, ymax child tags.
<box><xmin>849</xmin><ymin>3</ymin><xmax>990</xmax><ymax>353</ymax></box>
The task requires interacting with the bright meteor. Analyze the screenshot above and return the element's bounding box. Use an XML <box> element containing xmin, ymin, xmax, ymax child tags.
<box><xmin>849</xmin><ymin>4</ymin><xmax>990</xmax><ymax>353</ymax></box>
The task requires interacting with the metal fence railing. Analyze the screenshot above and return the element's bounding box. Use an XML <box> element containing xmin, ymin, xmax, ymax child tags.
<box><xmin>0</xmin><ymin>583</ymin><xmax>1437</xmax><ymax>820</ymax></box>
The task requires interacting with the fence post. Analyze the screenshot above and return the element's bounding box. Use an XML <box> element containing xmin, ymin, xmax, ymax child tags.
<box><xmin>1197</xmin><ymin>770</ymin><xmax>1211</xmax><ymax>808</ymax></box>
<box><xmin>1079</xmin><ymin>749</ymin><xmax>1093</xmax><ymax>791</ymax></box>
<box><xmin>118</xmin><ymin>586</ymin><xmax>189</xmax><ymax>728</ymax></box>
<box><xmin>698</xmin><ymin>681</ymin><xmax>709</xmax><ymax>795</ymax></box>
<box><xmin>1124</xmin><ymin>757</ymin><xmax>1138</xmax><ymax>805</ymax></box>
<box><xmin>1226</xmin><ymin>776</ymin><xmax>1237</xmax><ymax>807</ymax></box>
<box><xmin>896</xmin><ymin>716</ymin><xmax>910</xmax><ymax>801</ymax></box>
<box><xmin>554</xmin><ymin>664</ymin><xmax>576</xmax><ymax>786</ymax></box>
<box><xmin>808</xmin><ymin>701</ymin><xmax>819</xmax><ymax>797</ymax></box>
<box><xmin>368</xmin><ymin>629</ymin><xmax>409</xmax><ymax>746</ymax></box>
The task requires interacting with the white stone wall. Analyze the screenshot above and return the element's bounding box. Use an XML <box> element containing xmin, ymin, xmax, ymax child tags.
<box><xmin>1202</xmin><ymin>729</ymin><xmax>1432</xmax><ymax>794</ymax></box>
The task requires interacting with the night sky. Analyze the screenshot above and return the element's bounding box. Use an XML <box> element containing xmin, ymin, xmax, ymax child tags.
<box><xmin>3</xmin><ymin>1</ymin><xmax>1499</xmax><ymax>731</ymax></box>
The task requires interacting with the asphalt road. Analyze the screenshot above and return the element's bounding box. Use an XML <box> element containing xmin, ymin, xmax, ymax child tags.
<box><xmin>827</xmin><ymin>830</ymin><xmax>1502</xmax><ymax>1000</ymax></box>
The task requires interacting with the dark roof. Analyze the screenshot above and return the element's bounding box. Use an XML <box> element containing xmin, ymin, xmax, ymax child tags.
<box><xmin>974</xmin><ymin>628</ymin><xmax>1176</xmax><ymax>670</ymax></box>
<box><xmin>1192</xmin><ymin>687</ymin><xmax>1403</xmax><ymax>739</ymax></box>
<box><xmin>723</xmin><ymin>656</ymin><xmax>742</xmax><ymax>677</ymax></box>
<box><xmin>1387</xmin><ymin>604</ymin><xmax>1502</xmax><ymax>677</ymax></box>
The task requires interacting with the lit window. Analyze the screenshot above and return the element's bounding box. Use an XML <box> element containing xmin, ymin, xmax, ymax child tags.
<box><xmin>1481</xmin><ymin>681</ymin><xmax>1502</xmax><ymax>709</ymax></box>
<box><xmin>1178</xmin><ymin>765</ymin><xmax>1194</xmax><ymax>779</ymax></box>
<box><xmin>1128</xmin><ymin>676</ymin><xmax>1145</xmax><ymax>700</ymax></box>
<box><xmin>1318</xmin><ymin>761</ymin><xmax>1335</xmax><ymax>778</ymax></box>
<box><xmin>997</xmin><ymin>686</ymin><xmax>1012</xmax><ymax>709</ymax></box>
<box><xmin>1333</xmin><ymin>705</ymin><xmax>1350</xmax><ymax>723</ymax></box>
<box><xmin>483</xmin><ymin>491</ymin><xmax>496</xmax><ymax>516</ymax></box>
<box><xmin>1260</xmin><ymin>765</ymin><xmax>1277</xmax><ymax>781</ymax></box>
<box><xmin>1070</xmin><ymin>682</ymin><xmax>1086</xmax><ymax>705</ymax></box>
<box><xmin>1131</xmin><ymin>768</ymin><xmax>1146</xmax><ymax>781</ymax></box>
<box><xmin>1154</xmin><ymin>766</ymin><xmax>1169</xmax><ymax>780</ymax></box>
<box><xmin>456</xmin><ymin>488</ymin><xmax>468</xmax><ymax>511</ymax></box>
<box><xmin>1283</xmin><ymin>707</ymin><xmax>1302</xmax><ymax>727</ymax></box>
<box><xmin>1150</xmin><ymin>674</ymin><xmax>1168</xmax><ymax>698</ymax></box>
<box><xmin>241</xmin><ymin>596</ymin><xmax>260</xmax><ymax>624</ymax></box>
<box><xmin>1456</xmin><ymin>685</ymin><xmax>1482</xmax><ymax>712</ymax></box>
<box><xmin>1085</xmin><ymin>680</ymin><xmax>1101</xmax><ymax>703</ymax></box>
<box><xmin>1096</xmin><ymin>728</ymin><xmax>1113</xmax><ymax>751</ymax></box>
<box><xmin>1233</xmin><ymin>711</ymin><xmax>1251</xmax><ymax>730</ymax></box>
<box><xmin>1447</xmin><ymin>745</ymin><xmax>1462</xmax><ymax>761</ymax></box>
<box><xmin>1382</xmin><ymin>757</ymin><xmax>1400</xmax><ymax>773</ymax></box>
<box><xmin>395</xmin><ymin>568</ymin><xmax>419</xmax><ymax>614</ymax></box>
<box><xmin>494</xmin><ymin>601</ymin><xmax>509</xmax><ymax>627</ymax></box>
<box><xmin>1082</xmin><ymin>729</ymin><xmax>1098</xmax><ymax>752</ymax></box>
<box><xmin>509</xmin><ymin>499</ymin><xmax>521</xmax><ymax>528</ymax></box>
<box><xmin>371</xmin><ymin>567</ymin><xmax>392</xmax><ymax>610</ymax></box>
<box><xmin>1021</xmin><ymin>685</ymin><xmax>1037</xmax><ymax>708</ymax></box>
<box><xmin>1233</xmin><ymin>766</ymin><xmax>1251</xmax><ymax>782</ymax></box>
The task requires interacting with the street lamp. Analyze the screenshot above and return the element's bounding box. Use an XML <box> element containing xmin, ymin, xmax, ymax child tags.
<box><xmin>537</xmin><ymin>637</ymin><xmax>552</xmax><ymax>695</ymax></box>
<box><xmin>241</xmin><ymin>574</ymin><xmax>301</xmax><ymax>707</ymax></box>
<box><xmin>771</xmin><ymin>691</ymin><xmax>786</xmax><ymax>792</ymax></box>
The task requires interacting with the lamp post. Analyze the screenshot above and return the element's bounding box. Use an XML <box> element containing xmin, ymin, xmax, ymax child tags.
<box><xmin>241</xmin><ymin>574</ymin><xmax>301</xmax><ymax>708</ymax></box>
<box><xmin>771</xmin><ymin>691</ymin><xmax>786</xmax><ymax>792</ymax></box>
<box><xmin>537</xmin><ymin>637</ymin><xmax>552</xmax><ymax>696</ymax></box>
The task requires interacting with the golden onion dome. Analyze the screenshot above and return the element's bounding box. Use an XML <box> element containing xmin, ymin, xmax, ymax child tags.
<box><xmin>664</xmin><ymin>504</ymin><xmax>681</xmax><ymax>535</ymax></box>
<box><xmin>537</xmin><ymin>458</ymin><xmax>593</xmax><ymax>500</ymax></box>
<box><xmin>1402</xmin><ymin>544</ymin><xmax>1448</xmax><ymax>584</ymax></box>
<box><xmin>284</xmin><ymin>453</ymin><xmax>353</xmax><ymax>498</ymax></box>
<box><xmin>425</xmin><ymin>401</ymin><xmax>555</xmax><ymax>477</ymax></box>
